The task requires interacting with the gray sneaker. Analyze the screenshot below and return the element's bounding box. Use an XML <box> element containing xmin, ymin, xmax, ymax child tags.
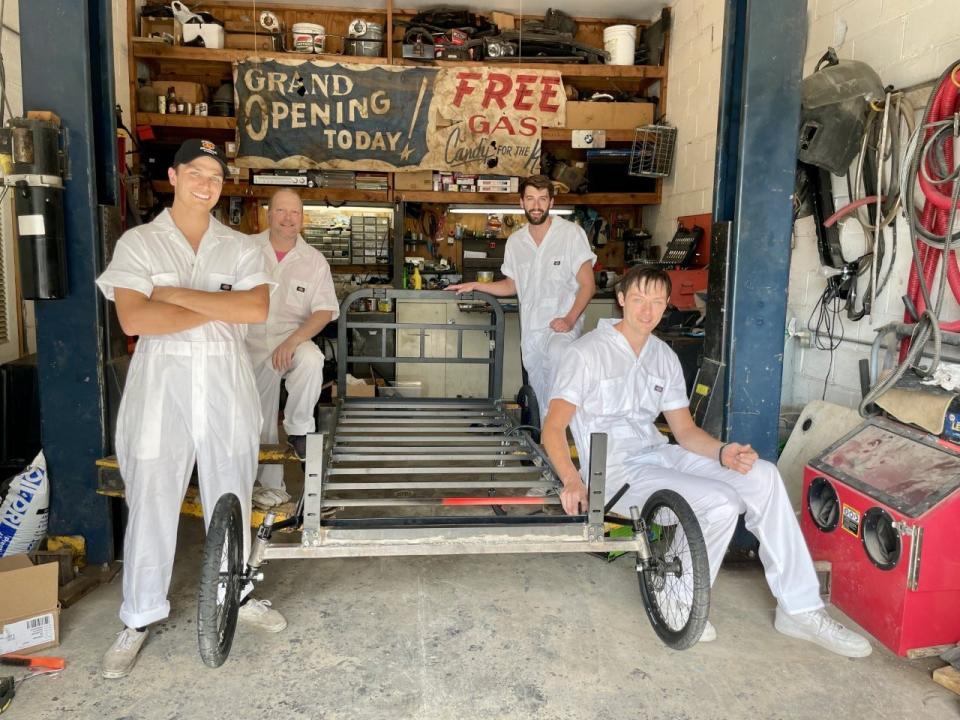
<box><xmin>252</xmin><ymin>486</ymin><xmax>291</xmax><ymax>510</ymax></box>
<box><xmin>101</xmin><ymin>627</ymin><xmax>148</xmax><ymax>679</ymax></box>
<box><xmin>774</xmin><ymin>607</ymin><xmax>872</xmax><ymax>658</ymax></box>
<box><xmin>238</xmin><ymin>598</ymin><xmax>287</xmax><ymax>633</ymax></box>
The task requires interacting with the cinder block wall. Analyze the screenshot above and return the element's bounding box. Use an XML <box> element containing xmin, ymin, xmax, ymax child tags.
<box><xmin>645</xmin><ymin>0</ymin><xmax>725</xmax><ymax>246</ymax></box>
<box><xmin>784</xmin><ymin>0</ymin><xmax>960</xmax><ymax>410</ymax></box>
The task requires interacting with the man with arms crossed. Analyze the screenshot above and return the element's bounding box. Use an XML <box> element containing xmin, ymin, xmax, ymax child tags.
<box><xmin>96</xmin><ymin>139</ymin><xmax>287</xmax><ymax>679</ymax></box>
<box><xmin>542</xmin><ymin>265</ymin><xmax>871</xmax><ymax>657</ymax></box>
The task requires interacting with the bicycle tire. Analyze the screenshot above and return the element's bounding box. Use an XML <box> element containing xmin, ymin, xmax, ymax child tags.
<box><xmin>636</xmin><ymin>489</ymin><xmax>710</xmax><ymax>650</ymax></box>
<box><xmin>197</xmin><ymin>492</ymin><xmax>243</xmax><ymax>668</ymax></box>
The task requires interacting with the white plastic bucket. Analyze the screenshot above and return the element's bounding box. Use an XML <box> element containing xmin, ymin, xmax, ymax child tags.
<box><xmin>292</xmin><ymin>22</ymin><xmax>326</xmax><ymax>53</ymax></box>
<box><xmin>603</xmin><ymin>24</ymin><xmax>637</xmax><ymax>66</ymax></box>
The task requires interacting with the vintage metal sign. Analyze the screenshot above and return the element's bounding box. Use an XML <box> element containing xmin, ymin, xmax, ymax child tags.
<box><xmin>233</xmin><ymin>59</ymin><xmax>564</xmax><ymax>175</ymax></box>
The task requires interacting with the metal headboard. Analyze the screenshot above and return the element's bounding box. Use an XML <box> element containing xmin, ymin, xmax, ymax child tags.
<box><xmin>336</xmin><ymin>289</ymin><xmax>506</xmax><ymax>400</ymax></box>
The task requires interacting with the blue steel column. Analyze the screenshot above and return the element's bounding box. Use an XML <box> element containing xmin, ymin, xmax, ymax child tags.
<box><xmin>711</xmin><ymin>0</ymin><xmax>807</xmax><ymax>460</ymax></box>
<box><xmin>20</xmin><ymin>1</ymin><xmax>117</xmax><ymax>564</ymax></box>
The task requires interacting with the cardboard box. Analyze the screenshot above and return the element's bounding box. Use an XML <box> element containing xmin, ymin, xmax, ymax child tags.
<box><xmin>151</xmin><ymin>81</ymin><xmax>207</xmax><ymax>104</ymax></box>
<box><xmin>563</xmin><ymin>101</ymin><xmax>655</xmax><ymax>130</ymax></box>
<box><xmin>140</xmin><ymin>17</ymin><xmax>183</xmax><ymax>44</ymax></box>
<box><xmin>394</xmin><ymin>170</ymin><xmax>434</xmax><ymax>191</ymax></box>
<box><xmin>225</xmin><ymin>32</ymin><xmax>283</xmax><ymax>51</ymax></box>
<box><xmin>330</xmin><ymin>378</ymin><xmax>379</xmax><ymax>398</ymax></box>
<box><xmin>0</xmin><ymin>555</ymin><xmax>60</xmax><ymax>655</ymax></box>
<box><xmin>491</xmin><ymin>12</ymin><xmax>516</xmax><ymax>30</ymax></box>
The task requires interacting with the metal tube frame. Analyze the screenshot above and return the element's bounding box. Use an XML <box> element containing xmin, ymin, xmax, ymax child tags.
<box><xmin>249</xmin><ymin>296</ymin><xmax>645</xmax><ymax>567</ymax></box>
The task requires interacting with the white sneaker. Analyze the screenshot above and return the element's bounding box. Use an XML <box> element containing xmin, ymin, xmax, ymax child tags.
<box><xmin>101</xmin><ymin>627</ymin><xmax>148</xmax><ymax>679</ymax></box>
<box><xmin>774</xmin><ymin>607</ymin><xmax>872</xmax><ymax>658</ymax></box>
<box><xmin>699</xmin><ymin>620</ymin><xmax>717</xmax><ymax>643</ymax></box>
<box><xmin>252</xmin><ymin>487</ymin><xmax>291</xmax><ymax>510</ymax></box>
<box><xmin>238</xmin><ymin>598</ymin><xmax>287</xmax><ymax>633</ymax></box>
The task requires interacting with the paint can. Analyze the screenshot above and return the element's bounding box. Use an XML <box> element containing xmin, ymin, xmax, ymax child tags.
<box><xmin>292</xmin><ymin>22</ymin><xmax>326</xmax><ymax>53</ymax></box>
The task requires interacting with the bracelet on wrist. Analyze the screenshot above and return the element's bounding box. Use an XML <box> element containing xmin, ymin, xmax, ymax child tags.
<box><xmin>718</xmin><ymin>442</ymin><xmax>733</xmax><ymax>468</ymax></box>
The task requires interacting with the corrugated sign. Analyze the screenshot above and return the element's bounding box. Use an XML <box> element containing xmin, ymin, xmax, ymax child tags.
<box><xmin>234</xmin><ymin>59</ymin><xmax>565</xmax><ymax>176</ymax></box>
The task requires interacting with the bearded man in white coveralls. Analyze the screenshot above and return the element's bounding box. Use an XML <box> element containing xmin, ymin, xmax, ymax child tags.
<box><xmin>95</xmin><ymin>139</ymin><xmax>288</xmax><ymax>681</ymax></box>
<box><xmin>246</xmin><ymin>188</ymin><xmax>339</xmax><ymax>509</ymax></box>
<box><xmin>542</xmin><ymin>265</ymin><xmax>872</xmax><ymax>658</ymax></box>
<box><xmin>449</xmin><ymin>175</ymin><xmax>596</xmax><ymax>421</ymax></box>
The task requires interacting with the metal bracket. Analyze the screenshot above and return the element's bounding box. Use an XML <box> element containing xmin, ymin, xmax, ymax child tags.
<box><xmin>586</xmin><ymin>433</ymin><xmax>608</xmax><ymax>542</ymax></box>
<box><xmin>301</xmin><ymin>432</ymin><xmax>326</xmax><ymax>537</ymax></box>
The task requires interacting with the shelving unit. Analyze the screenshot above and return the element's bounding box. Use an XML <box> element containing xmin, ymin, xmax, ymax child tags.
<box><xmin>128</xmin><ymin>0</ymin><xmax>668</xmax><ymax>214</ymax></box>
<box><xmin>137</xmin><ymin>113</ymin><xmax>645</xmax><ymax>145</ymax></box>
<box><xmin>150</xmin><ymin>181</ymin><xmax>389</xmax><ymax>203</ymax></box>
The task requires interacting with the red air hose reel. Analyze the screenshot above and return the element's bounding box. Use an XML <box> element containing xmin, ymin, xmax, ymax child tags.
<box><xmin>904</xmin><ymin>63</ymin><xmax>960</xmax><ymax>340</ymax></box>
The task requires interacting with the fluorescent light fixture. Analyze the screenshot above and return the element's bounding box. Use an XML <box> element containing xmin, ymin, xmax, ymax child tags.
<box><xmin>448</xmin><ymin>206</ymin><xmax>574</xmax><ymax>215</ymax></box>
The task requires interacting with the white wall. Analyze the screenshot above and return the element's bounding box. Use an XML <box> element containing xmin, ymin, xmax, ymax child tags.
<box><xmin>644</xmin><ymin>0</ymin><xmax>724</xmax><ymax>244</ymax></box>
<box><xmin>784</xmin><ymin>0</ymin><xmax>960</xmax><ymax>410</ymax></box>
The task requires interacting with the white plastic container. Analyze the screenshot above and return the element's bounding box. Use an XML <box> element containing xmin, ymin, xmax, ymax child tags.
<box><xmin>181</xmin><ymin>23</ymin><xmax>225</xmax><ymax>49</ymax></box>
<box><xmin>292</xmin><ymin>22</ymin><xmax>326</xmax><ymax>53</ymax></box>
<box><xmin>603</xmin><ymin>24</ymin><xmax>637</xmax><ymax>66</ymax></box>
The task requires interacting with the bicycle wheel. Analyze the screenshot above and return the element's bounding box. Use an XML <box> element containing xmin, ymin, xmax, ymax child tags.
<box><xmin>636</xmin><ymin>489</ymin><xmax>710</xmax><ymax>650</ymax></box>
<box><xmin>197</xmin><ymin>492</ymin><xmax>243</xmax><ymax>668</ymax></box>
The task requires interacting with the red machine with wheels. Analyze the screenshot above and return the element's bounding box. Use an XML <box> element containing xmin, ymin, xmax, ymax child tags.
<box><xmin>801</xmin><ymin>417</ymin><xmax>960</xmax><ymax>656</ymax></box>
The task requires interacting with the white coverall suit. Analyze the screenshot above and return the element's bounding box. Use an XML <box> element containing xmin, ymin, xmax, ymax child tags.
<box><xmin>501</xmin><ymin>216</ymin><xmax>596</xmax><ymax>423</ymax></box>
<box><xmin>96</xmin><ymin>210</ymin><xmax>274</xmax><ymax>629</ymax></box>
<box><xmin>245</xmin><ymin>231</ymin><xmax>340</xmax><ymax>489</ymax></box>
<box><xmin>550</xmin><ymin>319</ymin><xmax>824</xmax><ymax>614</ymax></box>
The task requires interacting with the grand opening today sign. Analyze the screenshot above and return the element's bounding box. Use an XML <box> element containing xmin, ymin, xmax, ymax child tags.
<box><xmin>233</xmin><ymin>59</ymin><xmax>565</xmax><ymax>176</ymax></box>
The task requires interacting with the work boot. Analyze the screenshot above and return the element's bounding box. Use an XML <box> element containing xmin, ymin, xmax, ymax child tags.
<box><xmin>287</xmin><ymin>434</ymin><xmax>307</xmax><ymax>461</ymax></box>
<box><xmin>774</xmin><ymin>607</ymin><xmax>872</xmax><ymax>658</ymax></box>
<box><xmin>252</xmin><ymin>486</ymin><xmax>291</xmax><ymax>510</ymax></box>
<box><xmin>238</xmin><ymin>598</ymin><xmax>287</xmax><ymax>633</ymax></box>
<box><xmin>101</xmin><ymin>627</ymin><xmax>148</xmax><ymax>679</ymax></box>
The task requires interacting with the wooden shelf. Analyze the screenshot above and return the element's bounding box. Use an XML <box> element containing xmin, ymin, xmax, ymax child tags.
<box><xmin>136</xmin><ymin>115</ymin><xmax>639</xmax><ymax>142</ymax></box>
<box><xmin>392</xmin><ymin>57</ymin><xmax>666</xmax><ymax>83</ymax></box>
<box><xmin>136</xmin><ymin>112</ymin><xmax>234</xmax><ymax>129</ymax></box>
<box><xmin>132</xmin><ymin>44</ymin><xmax>387</xmax><ymax>65</ymax></box>
<box><xmin>542</xmin><ymin>128</ymin><xmax>638</xmax><ymax>142</ymax></box>
<box><xmin>150</xmin><ymin>179</ymin><xmax>655</xmax><ymax>206</ymax></box>
<box><xmin>328</xmin><ymin>264</ymin><xmax>391</xmax><ymax>273</ymax></box>
<box><xmin>151</xmin><ymin>180</ymin><xmax>389</xmax><ymax>203</ymax></box>
<box><xmin>132</xmin><ymin>43</ymin><xmax>666</xmax><ymax>85</ymax></box>
<box><xmin>396</xmin><ymin>191</ymin><xmax>659</xmax><ymax>205</ymax></box>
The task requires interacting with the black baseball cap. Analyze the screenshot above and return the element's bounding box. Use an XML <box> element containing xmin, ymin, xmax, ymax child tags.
<box><xmin>172</xmin><ymin>138</ymin><xmax>228</xmax><ymax>174</ymax></box>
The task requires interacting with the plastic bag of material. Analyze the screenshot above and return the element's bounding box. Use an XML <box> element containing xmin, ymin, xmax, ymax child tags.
<box><xmin>0</xmin><ymin>452</ymin><xmax>49</xmax><ymax>556</ymax></box>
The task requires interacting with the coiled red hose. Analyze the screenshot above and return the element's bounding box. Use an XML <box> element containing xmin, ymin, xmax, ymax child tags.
<box><xmin>903</xmin><ymin>64</ymin><xmax>960</xmax><ymax>344</ymax></box>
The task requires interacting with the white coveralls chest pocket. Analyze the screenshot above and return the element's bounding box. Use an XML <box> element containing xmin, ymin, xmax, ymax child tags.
<box><xmin>285</xmin><ymin>279</ymin><xmax>311</xmax><ymax>313</ymax></box>
<box><xmin>208</xmin><ymin>272</ymin><xmax>237</xmax><ymax>293</ymax></box>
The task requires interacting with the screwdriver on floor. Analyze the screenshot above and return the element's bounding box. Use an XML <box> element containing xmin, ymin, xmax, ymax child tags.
<box><xmin>0</xmin><ymin>655</ymin><xmax>66</xmax><ymax>670</ymax></box>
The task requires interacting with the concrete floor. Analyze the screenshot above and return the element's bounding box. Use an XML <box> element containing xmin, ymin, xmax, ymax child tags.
<box><xmin>7</xmin><ymin>517</ymin><xmax>958</xmax><ymax>720</ymax></box>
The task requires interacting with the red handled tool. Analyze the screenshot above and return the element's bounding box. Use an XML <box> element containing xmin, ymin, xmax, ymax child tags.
<box><xmin>0</xmin><ymin>655</ymin><xmax>66</xmax><ymax>671</ymax></box>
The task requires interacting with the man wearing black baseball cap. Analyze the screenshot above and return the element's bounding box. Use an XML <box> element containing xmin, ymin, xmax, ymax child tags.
<box><xmin>172</xmin><ymin>137</ymin><xmax>230</xmax><ymax>174</ymax></box>
<box><xmin>95</xmin><ymin>138</ymin><xmax>287</xmax><ymax>680</ymax></box>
